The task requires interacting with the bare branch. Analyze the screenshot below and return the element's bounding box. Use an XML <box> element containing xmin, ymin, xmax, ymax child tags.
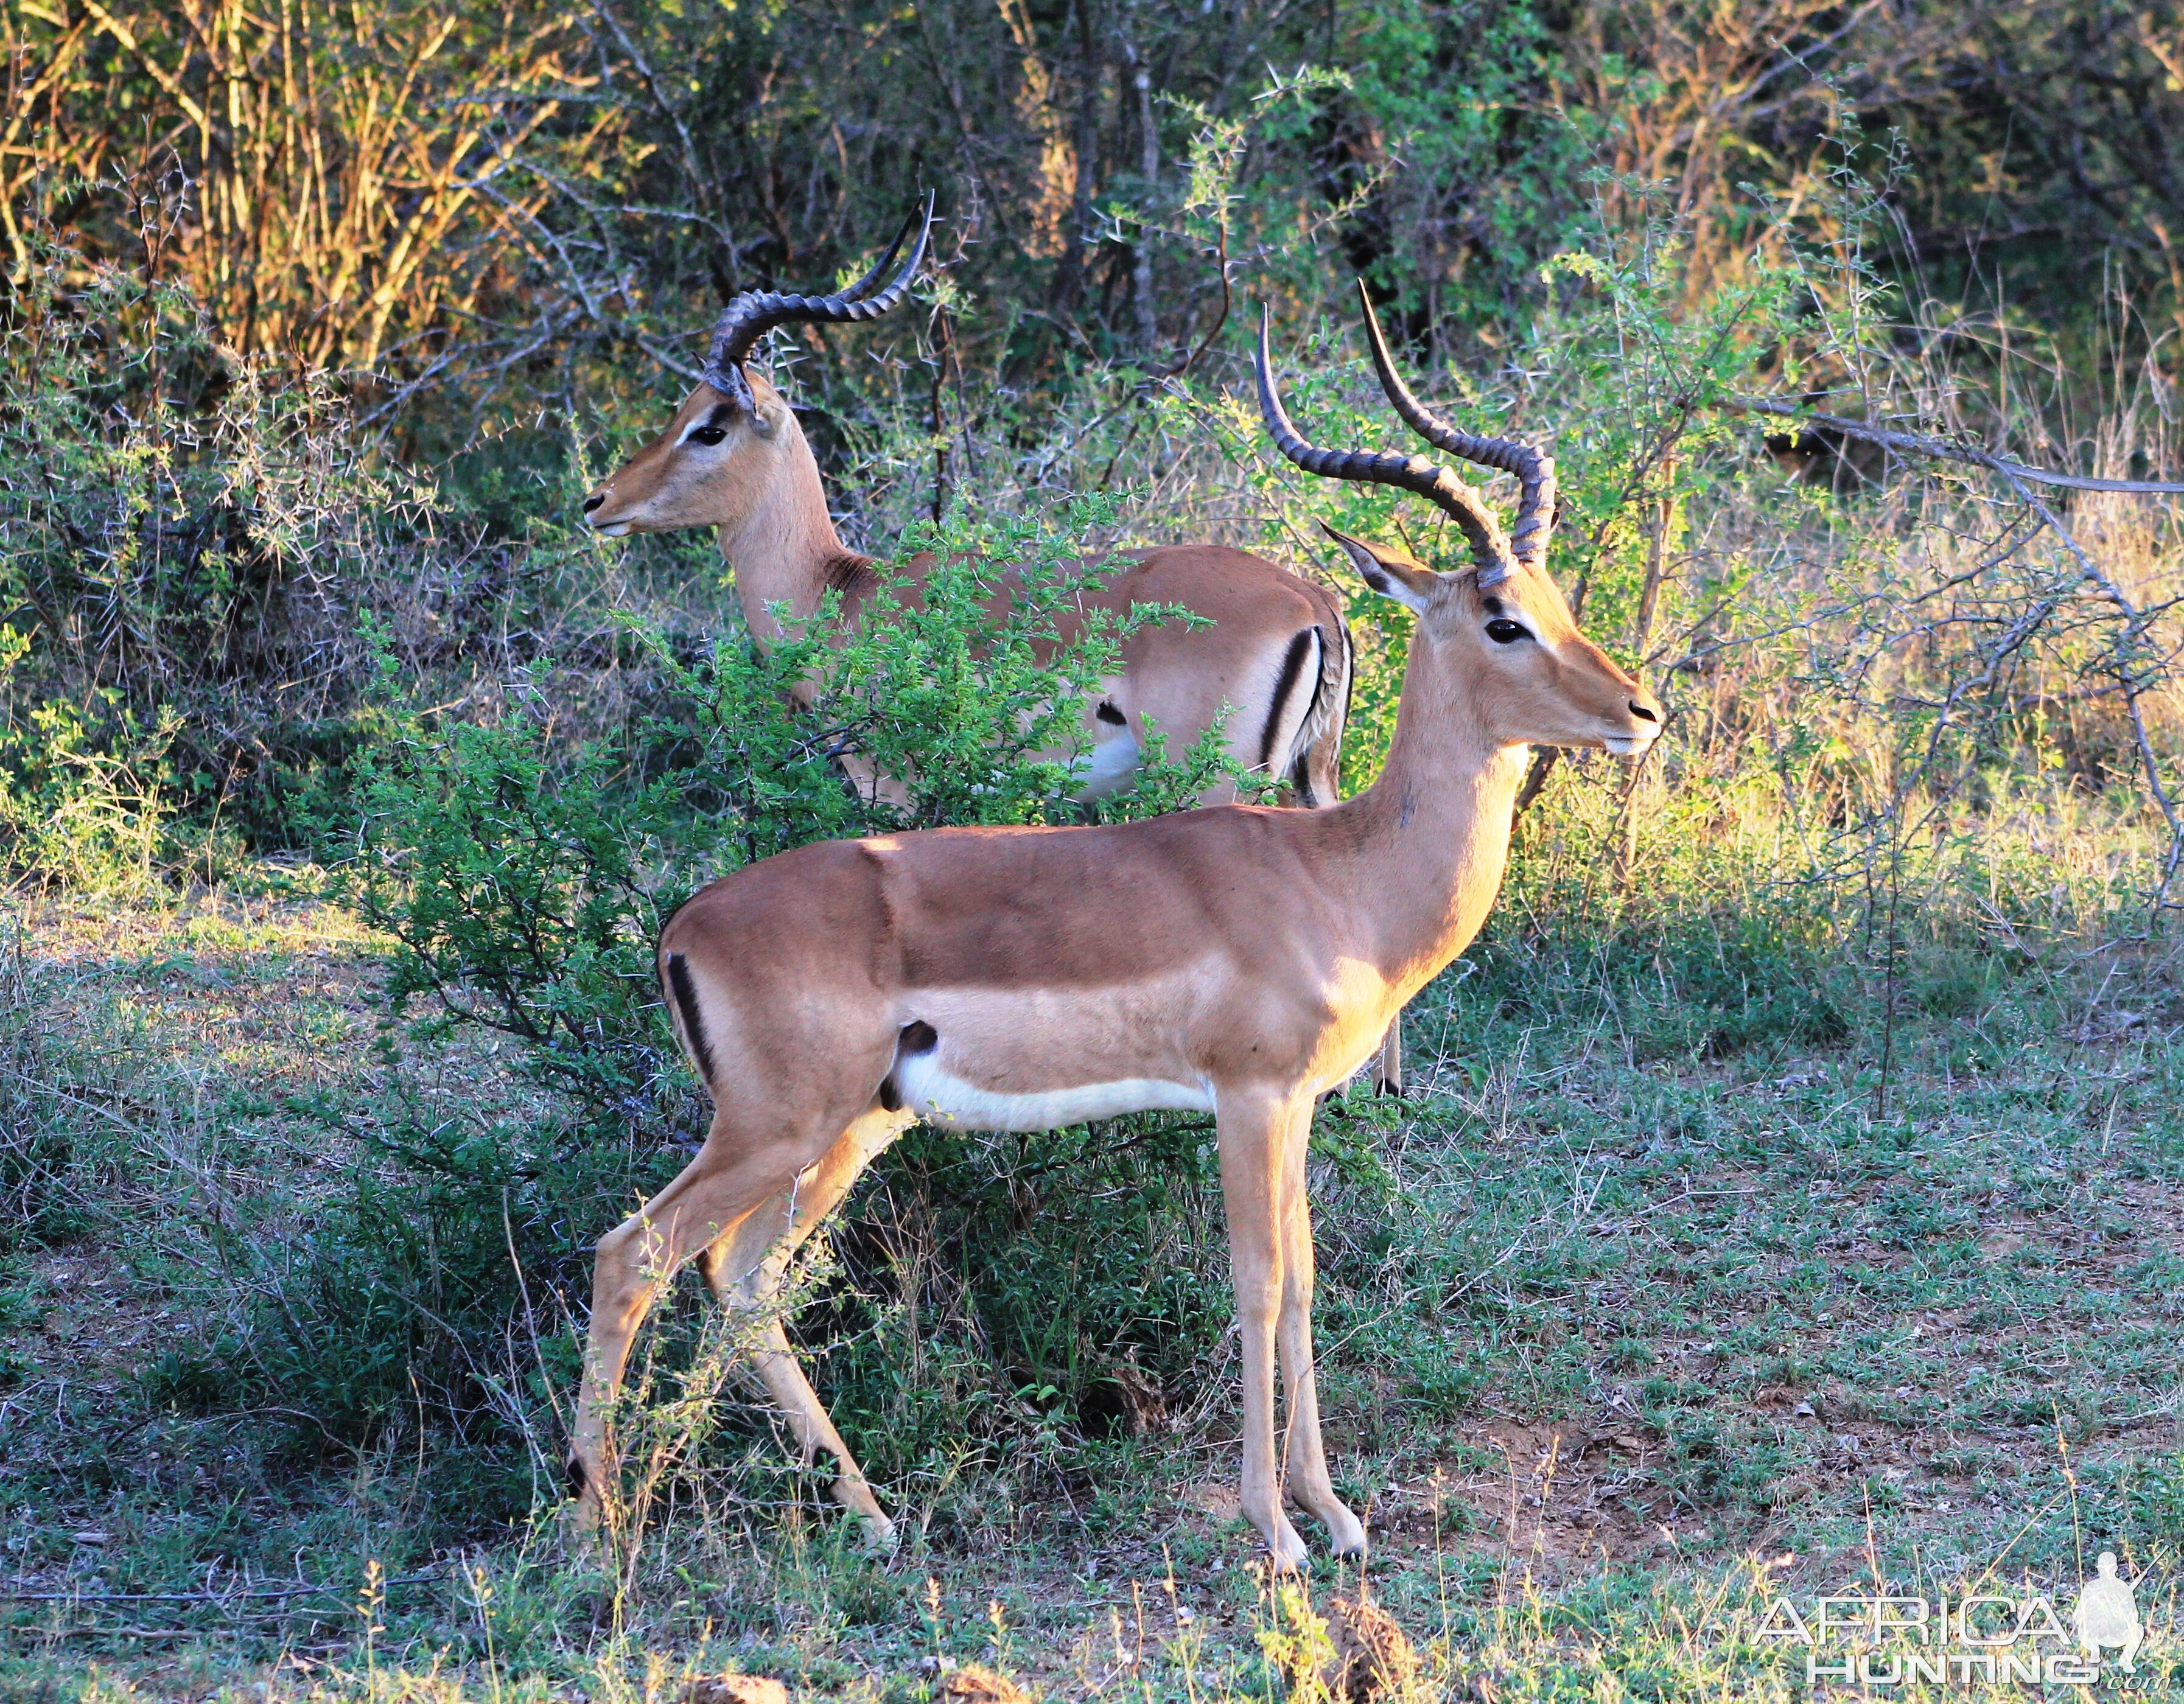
<box><xmin>1726</xmin><ymin>396</ymin><xmax>2184</xmax><ymax>494</ymax></box>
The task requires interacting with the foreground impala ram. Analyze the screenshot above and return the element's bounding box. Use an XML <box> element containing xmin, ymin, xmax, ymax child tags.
<box><xmin>569</xmin><ymin>295</ymin><xmax>1661</xmax><ymax>1566</ymax></box>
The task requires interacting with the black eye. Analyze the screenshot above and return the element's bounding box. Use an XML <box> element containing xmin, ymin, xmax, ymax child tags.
<box><xmin>1485</xmin><ymin>618</ymin><xmax>1531</xmax><ymax>644</ymax></box>
<box><xmin>687</xmin><ymin>426</ymin><xmax>728</xmax><ymax>447</ymax></box>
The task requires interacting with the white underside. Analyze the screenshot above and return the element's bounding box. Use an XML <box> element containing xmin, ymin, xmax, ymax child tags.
<box><xmin>1071</xmin><ymin>731</ymin><xmax>1141</xmax><ymax>800</ymax></box>
<box><xmin>895</xmin><ymin>1051</ymin><xmax>1212</xmax><ymax>1132</ymax></box>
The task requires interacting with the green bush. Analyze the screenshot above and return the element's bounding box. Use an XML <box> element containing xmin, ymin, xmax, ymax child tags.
<box><xmin>0</xmin><ymin>254</ymin><xmax>444</xmax><ymax>871</ymax></box>
<box><xmin>142</xmin><ymin>1100</ymin><xmax>623</xmax><ymax>1523</ymax></box>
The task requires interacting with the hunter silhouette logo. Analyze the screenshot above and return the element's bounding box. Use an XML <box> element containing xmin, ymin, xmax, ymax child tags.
<box><xmin>2073</xmin><ymin>1552</ymin><xmax>2141</xmax><ymax>1674</ymax></box>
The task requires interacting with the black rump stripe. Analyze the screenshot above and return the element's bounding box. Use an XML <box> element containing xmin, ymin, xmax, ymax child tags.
<box><xmin>666</xmin><ymin>952</ymin><xmax>718</xmax><ymax>1088</ymax></box>
<box><xmin>1259</xmin><ymin>627</ymin><xmax>1317</xmax><ymax>770</ymax></box>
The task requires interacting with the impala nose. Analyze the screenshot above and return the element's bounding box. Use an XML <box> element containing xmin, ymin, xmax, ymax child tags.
<box><xmin>581</xmin><ymin>493</ymin><xmax>606</xmax><ymax>515</ymax></box>
<box><xmin>1628</xmin><ymin>700</ymin><xmax>1657</xmax><ymax>722</ymax></box>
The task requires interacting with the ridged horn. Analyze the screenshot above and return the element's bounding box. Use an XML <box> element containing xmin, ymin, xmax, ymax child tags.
<box><xmin>1253</xmin><ymin>304</ymin><xmax>1516</xmax><ymax>585</ymax></box>
<box><xmin>700</xmin><ymin>192</ymin><xmax>934</xmax><ymax>410</ymax></box>
<box><xmin>1357</xmin><ymin>280</ymin><xmax>1556</xmax><ymax>576</ymax></box>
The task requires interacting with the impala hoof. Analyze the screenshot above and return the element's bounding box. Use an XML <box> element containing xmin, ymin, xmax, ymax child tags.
<box><xmin>564</xmin><ymin>1458</ymin><xmax>605</xmax><ymax>1537</ymax></box>
<box><xmin>828</xmin><ymin>1473</ymin><xmax>898</xmax><ymax>1553</ymax></box>
<box><xmin>1264</xmin><ymin>1519</ymin><xmax>1311</xmax><ymax>1571</ymax></box>
<box><xmin>1305</xmin><ymin>1496</ymin><xmax>1368</xmax><ymax>1557</ymax></box>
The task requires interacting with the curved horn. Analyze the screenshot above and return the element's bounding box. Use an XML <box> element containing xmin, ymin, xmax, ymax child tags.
<box><xmin>1254</xmin><ymin>305</ymin><xmax>1516</xmax><ymax>585</ymax></box>
<box><xmin>1357</xmin><ymin>281</ymin><xmax>1556</xmax><ymax>576</ymax></box>
<box><xmin>700</xmin><ymin>192</ymin><xmax>935</xmax><ymax>410</ymax></box>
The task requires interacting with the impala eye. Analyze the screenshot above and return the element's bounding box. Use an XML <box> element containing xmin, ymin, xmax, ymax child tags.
<box><xmin>686</xmin><ymin>425</ymin><xmax>729</xmax><ymax>447</ymax></box>
<box><xmin>1485</xmin><ymin>618</ymin><xmax>1531</xmax><ymax>644</ymax></box>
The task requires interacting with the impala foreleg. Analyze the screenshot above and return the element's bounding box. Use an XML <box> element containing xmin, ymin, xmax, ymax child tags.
<box><xmin>836</xmin><ymin>749</ymin><xmax>911</xmax><ymax>811</ymax></box>
<box><xmin>1217</xmin><ymin>1089</ymin><xmax>1311</xmax><ymax>1569</ymax></box>
<box><xmin>1275</xmin><ymin>1098</ymin><xmax>1367</xmax><ymax>1556</ymax></box>
<box><xmin>697</xmin><ymin>1106</ymin><xmax>909</xmax><ymax>1548</ymax></box>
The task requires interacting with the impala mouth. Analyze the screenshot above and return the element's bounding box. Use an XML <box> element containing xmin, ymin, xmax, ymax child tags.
<box><xmin>1602</xmin><ymin>732</ymin><xmax>1656</xmax><ymax>757</ymax></box>
<box><xmin>590</xmin><ymin>519</ymin><xmax>632</xmax><ymax>537</ymax></box>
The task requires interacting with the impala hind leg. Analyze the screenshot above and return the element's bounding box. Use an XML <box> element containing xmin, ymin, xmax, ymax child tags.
<box><xmin>1275</xmin><ymin>1098</ymin><xmax>1367</xmax><ymax>1556</ymax></box>
<box><xmin>569</xmin><ymin>1093</ymin><xmax>880</xmax><ymax>1534</ymax></box>
<box><xmin>1217</xmin><ymin>1088</ymin><xmax>1311</xmax><ymax>1569</ymax></box>
<box><xmin>697</xmin><ymin>1106</ymin><xmax>909</xmax><ymax>1548</ymax></box>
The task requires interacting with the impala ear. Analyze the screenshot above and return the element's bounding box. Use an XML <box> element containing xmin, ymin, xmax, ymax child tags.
<box><xmin>1319</xmin><ymin>523</ymin><xmax>1437</xmax><ymax>613</ymax></box>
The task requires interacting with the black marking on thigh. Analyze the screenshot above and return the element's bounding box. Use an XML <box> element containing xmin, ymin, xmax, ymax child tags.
<box><xmin>1095</xmin><ymin>699</ymin><xmax>1127</xmax><ymax>725</ymax></box>
<box><xmin>565</xmin><ymin>1453</ymin><xmax>587</xmax><ymax>1497</ymax></box>
<box><xmin>1258</xmin><ymin>627</ymin><xmax>1315</xmax><ymax>769</ymax></box>
<box><xmin>823</xmin><ymin>551</ymin><xmax>879</xmax><ymax>598</ymax></box>
<box><xmin>1339</xmin><ymin>619</ymin><xmax>1357</xmax><ymax>726</ymax></box>
<box><xmin>900</xmin><ymin>1019</ymin><xmax>937</xmax><ymax>1055</ymax></box>
<box><xmin>665</xmin><ymin>952</ymin><xmax>718</xmax><ymax>1088</ymax></box>
<box><xmin>1289</xmin><ymin>749</ymin><xmax>1317</xmax><ymax>808</ymax></box>
<box><xmin>1287</xmin><ymin>624</ymin><xmax>1332</xmax><ymax>806</ymax></box>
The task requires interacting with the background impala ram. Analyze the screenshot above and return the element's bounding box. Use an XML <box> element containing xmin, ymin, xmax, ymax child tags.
<box><xmin>567</xmin><ymin>293</ymin><xmax>1662</xmax><ymax>1568</ymax></box>
<box><xmin>582</xmin><ymin>201</ymin><xmax>1412</xmax><ymax>1093</ymax></box>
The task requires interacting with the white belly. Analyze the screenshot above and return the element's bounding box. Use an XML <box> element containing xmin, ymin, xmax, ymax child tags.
<box><xmin>895</xmin><ymin>1051</ymin><xmax>1212</xmax><ymax>1132</ymax></box>
<box><xmin>1071</xmin><ymin>730</ymin><xmax>1141</xmax><ymax>800</ymax></box>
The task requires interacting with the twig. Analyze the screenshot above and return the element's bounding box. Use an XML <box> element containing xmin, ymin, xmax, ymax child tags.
<box><xmin>1510</xmin><ymin>748</ymin><xmax>1561</xmax><ymax>821</ymax></box>
<box><xmin>1725</xmin><ymin>397</ymin><xmax>2184</xmax><ymax>494</ymax></box>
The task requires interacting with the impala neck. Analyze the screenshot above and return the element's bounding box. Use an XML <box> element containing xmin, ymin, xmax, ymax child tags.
<box><xmin>715</xmin><ymin>415</ymin><xmax>866</xmax><ymax>644</ymax></box>
<box><xmin>1341</xmin><ymin>630</ymin><xmax>1528</xmax><ymax>997</ymax></box>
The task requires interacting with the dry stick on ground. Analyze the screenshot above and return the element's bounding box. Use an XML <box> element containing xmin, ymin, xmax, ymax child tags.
<box><xmin>1724</xmin><ymin>397</ymin><xmax>2184</xmax><ymax>907</ymax></box>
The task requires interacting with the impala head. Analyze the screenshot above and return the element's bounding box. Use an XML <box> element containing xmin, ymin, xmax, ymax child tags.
<box><xmin>581</xmin><ymin>197</ymin><xmax>933</xmax><ymax>537</ymax></box>
<box><xmin>1255</xmin><ymin>292</ymin><xmax>1661</xmax><ymax>756</ymax></box>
